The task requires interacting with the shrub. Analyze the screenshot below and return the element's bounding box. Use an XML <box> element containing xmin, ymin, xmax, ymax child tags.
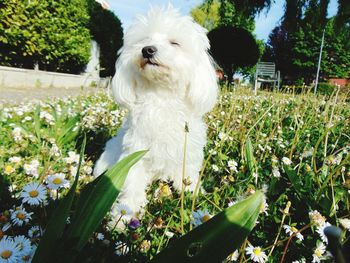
<box><xmin>0</xmin><ymin>0</ymin><xmax>91</xmax><ymax>74</ymax></box>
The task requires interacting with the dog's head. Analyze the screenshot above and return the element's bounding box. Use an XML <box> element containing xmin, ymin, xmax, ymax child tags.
<box><xmin>113</xmin><ymin>6</ymin><xmax>217</xmax><ymax>115</ymax></box>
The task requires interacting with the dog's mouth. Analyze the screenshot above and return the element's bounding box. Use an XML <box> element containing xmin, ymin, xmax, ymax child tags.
<box><xmin>140</xmin><ymin>58</ymin><xmax>160</xmax><ymax>69</ymax></box>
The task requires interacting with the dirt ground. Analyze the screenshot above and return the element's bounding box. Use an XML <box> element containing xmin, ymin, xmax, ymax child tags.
<box><xmin>0</xmin><ymin>86</ymin><xmax>105</xmax><ymax>103</ymax></box>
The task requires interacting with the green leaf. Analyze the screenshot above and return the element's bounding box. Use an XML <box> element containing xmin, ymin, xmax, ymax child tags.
<box><xmin>245</xmin><ymin>137</ymin><xmax>256</xmax><ymax>176</ymax></box>
<box><xmin>56</xmin><ymin>115</ymin><xmax>80</xmax><ymax>146</ymax></box>
<box><xmin>283</xmin><ymin>165</ymin><xmax>304</xmax><ymax>196</ymax></box>
<box><xmin>33</xmin><ymin>104</ymin><xmax>41</xmax><ymax>142</ymax></box>
<box><xmin>150</xmin><ymin>191</ymin><xmax>264</xmax><ymax>263</ymax></box>
<box><xmin>32</xmin><ymin>135</ymin><xmax>86</xmax><ymax>263</ymax></box>
<box><xmin>65</xmin><ymin>150</ymin><xmax>147</xmax><ymax>253</ymax></box>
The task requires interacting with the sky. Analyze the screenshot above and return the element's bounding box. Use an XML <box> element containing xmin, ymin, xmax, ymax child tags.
<box><xmin>110</xmin><ymin>0</ymin><xmax>339</xmax><ymax>42</ymax></box>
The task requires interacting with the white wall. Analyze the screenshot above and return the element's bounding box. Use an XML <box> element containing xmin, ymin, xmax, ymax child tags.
<box><xmin>0</xmin><ymin>66</ymin><xmax>107</xmax><ymax>88</ymax></box>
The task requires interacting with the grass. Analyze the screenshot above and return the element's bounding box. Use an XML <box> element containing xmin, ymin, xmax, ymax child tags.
<box><xmin>0</xmin><ymin>87</ymin><xmax>349</xmax><ymax>262</ymax></box>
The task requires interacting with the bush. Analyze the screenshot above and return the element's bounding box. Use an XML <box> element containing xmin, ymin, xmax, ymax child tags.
<box><xmin>87</xmin><ymin>0</ymin><xmax>123</xmax><ymax>77</ymax></box>
<box><xmin>316</xmin><ymin>82</ymin><xmax>337</xmax><ymax>95</ymax></box>
<box><xmin>0</xmin><ymin>0</ymin><xmax>91</xmax><ymax>74</ymax></box>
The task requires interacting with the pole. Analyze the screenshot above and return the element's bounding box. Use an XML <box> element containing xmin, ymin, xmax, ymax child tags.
<box><xmin>314</xmin><ymin>29</ymin><xmax>325</xmax><ymax>95</ymax></box>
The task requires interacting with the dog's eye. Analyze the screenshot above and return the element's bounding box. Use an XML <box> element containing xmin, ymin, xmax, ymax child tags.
<box><xmin>170</xmin><ymin>41</ymin><xmax>180</xmax><ymax>46</ymax></box>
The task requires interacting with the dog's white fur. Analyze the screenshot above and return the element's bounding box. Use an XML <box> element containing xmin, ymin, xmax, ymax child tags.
<box><xmin>94</xmin><ymin>6</ymin><xmax>218</xmax><ymax>215</ymax></box>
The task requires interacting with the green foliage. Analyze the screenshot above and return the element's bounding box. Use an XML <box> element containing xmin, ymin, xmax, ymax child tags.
<box><xmin>0</xmin><ymin>0</ymin><xmax>91</xmax><ymax>73</ymax></box>
<box><xmin>1</xmin><ymin>88</ymin><xmax>350</xmax><ymax>262</ymax></box>
<box><xmin>208</xmin><ymin>26</ymin><xmax>260</xmax><ymax>82</ymax></box>
<box><xmin>87</xmin><ymin>0</ymin><xmax>123</xmax><ymax>77</ymax></box>
<box><xmin>191</xmin><ymin>0</ymin><xmax>220</xmax><ymax>31</ymax></box>
<box><xmin>150</xmin><ymin>191</ymin><xmax>264</xmax><ymax>263</ymax></box>
<box><xmin>33</xmin><ymin>150</ymin><xmax>147</xmax><ymax>263</ymax></box>
<box><xmin>317</xmin><ymin>82</ymin><xmax>337</xmax><ymax>95</ymax></box>
<box><xmin>32</xmin><ymin>136</ymin><xmax>87</xmax><ymax>263</ymax></box>
<box><xmin>265</xmin><ymin>0</ymin><xmax>350</xmax><ymax>83</ymax></box>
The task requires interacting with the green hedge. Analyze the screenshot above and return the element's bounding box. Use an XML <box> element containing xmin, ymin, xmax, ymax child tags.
<box><xmin>0</xmin><ymin>0</ymin><xmax>91</xmax><ymax>74</ymax></box>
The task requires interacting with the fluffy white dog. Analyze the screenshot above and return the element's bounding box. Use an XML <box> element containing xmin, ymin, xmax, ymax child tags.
<box><xmin>94</xmin><ymin>6</ymin><xmax>218</xmax><ymax>215</ymax></box>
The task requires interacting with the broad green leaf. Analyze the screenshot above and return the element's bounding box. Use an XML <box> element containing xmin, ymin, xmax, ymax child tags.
<box><xmin>150</xmin><ymin>191</ymin><xmax>264</xmax><ymax>263</ymax></box>
<box><xmin>32</xmin><ymin>135</ymin><xmax>86</xmax><ymax>263</ymax></box>
<box><xmin>65</xmin><ymin>150</ymin><xmax>147</xmax><ymax>252</ymax></box>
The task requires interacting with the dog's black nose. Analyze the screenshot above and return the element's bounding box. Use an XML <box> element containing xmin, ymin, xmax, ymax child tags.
<box><xmin>142</xmin><ymin>46</ymin><xmax>157</xmax><ymax>58</ymax></box>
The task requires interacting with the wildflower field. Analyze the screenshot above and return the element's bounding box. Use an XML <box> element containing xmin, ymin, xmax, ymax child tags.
<box><xmin>0</xmin><ymin>87</ymin><xmax>349</xmax><ymax>262</ymax></box>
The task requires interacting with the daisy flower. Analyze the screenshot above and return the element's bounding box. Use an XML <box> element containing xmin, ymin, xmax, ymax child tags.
<box><xmin>211</xmin><ymin>164</ymin><xmax>219</xmax><ymax>172</ymax></box>
<box><xmin>339</xmin><ymin>218</ymin><xmax>350</xmax><ymax>231</ymax></box>
<box><xmin>309</xmin><ymin>210</ymin><xmax>326</xmax><ymax>227</ymax></box>
<box><xmin>0</xmin><ymin>224</ymin><xmax>11</xmax><ymax>239</ymax></box>
<box><xmin>96</xmin><ymin>233</ymin><xmax>104</xmax><ymax>240</ymax></box>
<box><xmin>272</xmin><ymin>167</ymin><xmax>281</xmax><ymax>178</ymax></box>
<box><xmin>154</xmin><ymin>183</ymin><xmax>172</xmax><ymax>199</ymax></box>
<box><xmin>115</xmin><ymin>204</ymin><xmax>132</xmax><ymax>217</ymax></box>
<box><xmin>245</xmin><ymin>245</ymin><xmax>268</xmax><ymax>263</ymax></box>
<box><xmin>316</xmin><ymin>222</ymin><xmax>331</xmax><ymax>244</ymax></box>
<box><xmin>226</xmin><ymin>249</ymin><xmax>239</xmax><ymax>261</ymax></box>
<box><xmin>115</xmin><ymin>241</ymin><xmax>129</xmax><ymax>256</ymax></box>
<box><xmin>13</xmin><ymin>235</ymin><xmax>31</xmax><ymax>257</ymax></box>
<box><xmin>139</xmin><ymin>240</ymin><xmax>151</xmax><ymax>253</ymax></box>
<box><xmin>191</xmin><ymin>210</ymin><xmax>212</xmax><ymax>227</ymax></box>
<box><xmin>8</xmin><ymin>156</ymin><xmax>21</xmax><ymax>164</ymax></box>
<box><xmin>282</xmin><ymin>157</ymin><xmax>292</xmax><ymax>165</ymax></box>
<box><xmin>45</xmin><ymin>173</ymin><xmax>70</xmax><ymax>190</ymax></box>
<box><xmin>23</xmin><ymin>160</ymin><xmax>40</xmax><ymax>178</ymax></box>
<box><xmin>64</xmin><ymin>151</ymin><xmax>80</xmax><ymax>165</ymax></box>
<box><xmin>21</xmin><ymin>245</ymin><xmax>37</xmax><ymax>262</ymax></box>
<box><xmin>227</xmin><ymin>160</ymin><xmax>238</xmax><ymax>173</ymax></box>
<box><xmin>3</xmin><ymin>165</ymin><xmax>15</xmax><ymax>175</ymax></box>
<box><xmin>283</xmin><ymin>225</ymin><xmax>304</xmax><ymax>241</ymax></box>
<box><xmin>20</xmin><ymin>182</ymin><xmax>47</xmax><ymax>206</ymax></box>
<box><xmin>10</xmin><ymin>206</ymin><xmax>32</xmax><ymax>226</ymax></box>
<box><xmin>0</xmin><ymin>236</ymin><xmax>22</xmax><ymax>262</ymax></box>
<box><xmin>28</xmin><ymin>226</ymin><xmax>43</xmax><ymax>238</ymax></box>
<box><xmin>312</xmin><ymin>243</ymin><xmax>326</xmax><ymax>263</ymax></box>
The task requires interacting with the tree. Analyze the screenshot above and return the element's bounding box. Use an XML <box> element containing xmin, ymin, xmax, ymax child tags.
<box><xmin>208</xmin><ymin>26</ymin><xmax>260</xmax><ymax>84</ymax></box>
<box><xmin>265</xmin><ymin>0</ymin><xmax>350</xmax><ymax>83</ymax></box>
<box><xmin>0</xmin><ymin>0</ymin><xmax>91</xmax><ymax>74</ymax></box>
<box><xmin>87</xmin><ymin>0</ymin><xmax>123</xmax><ymax>77</ymax></box>
<box><xmin>263</xmin><ymin>0</ymin><xmax>305</xmax><ymax>81</ymax></box>
<box><xmin>191</xmin><ymin>0</ymin><xmax>220</xmax><ymax>31</ymax></box>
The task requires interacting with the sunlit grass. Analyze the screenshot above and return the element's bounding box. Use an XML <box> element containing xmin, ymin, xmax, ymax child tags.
<box><xmin>0</xmin><ymin>87</ymin><xmax>349</xmax><ymax>262</ymax></box>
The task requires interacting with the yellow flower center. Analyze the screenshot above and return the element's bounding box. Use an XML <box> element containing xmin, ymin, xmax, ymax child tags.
<box><xmin>315</xmin><ymin>249</ymin><xmax>322</xmax><ymax>257</ymax></box>
<box><xmin>253</xmin><ymin>248</ymin><xmax>262</xmax><ymax>256</ymax></box>
<box><xmin>160</xmin><ymin>185</ymin><xmax>171</xmax><ymax>196</ymax></box>
<box><xmin>29</xmin><ymin>190</ymin><xmax>39</xmax><ymax>198</ymax></box>
<box><xmin>5</xmin><ymin>165</ymin><xmax>14</xmax><ymax>174</ymax></box>
<box><xmin>201</xmin><ymin>214</ymin><xmax>211</xmax><ymax>223</ymax></box>
<box><xmin>1</xmin><ymin>250</ymin><xmax>12</xmax><ymax>259</ymax></box>
<box><xmin>53</xmin><ymin>178</ymin><xmax>62</xmax><ymax>185</ymax></box>
<box><xmin>291</xmin><ymin>226</ymin><xmax>298</xmax><ymax>233</ymax></box>
<box><xmin>16</xmin><ymin>212</ymin><xmax>26</xmax><ymax>220</ymax></box>
<box><xmin>121</xmin><ymin>209</ymin><xmax>126</xmax><ymax>215</ymax></box>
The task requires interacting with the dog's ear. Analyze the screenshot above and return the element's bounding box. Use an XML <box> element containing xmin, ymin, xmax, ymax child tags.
<box><xmin>188</xmin><ymin>53</ymin><xmax>218</xmax><ymax>116</ymax></box>
<box><xmin>111</xmin><ymin>58</ymin><xmax>136</xmax><ymax>109</ymax></box>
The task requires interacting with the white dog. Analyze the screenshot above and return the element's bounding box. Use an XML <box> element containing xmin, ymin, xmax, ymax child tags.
<box><xmin>94</xmin><ymin>6</ymin><xmax>218</xmax><ymax>215</ymax></box>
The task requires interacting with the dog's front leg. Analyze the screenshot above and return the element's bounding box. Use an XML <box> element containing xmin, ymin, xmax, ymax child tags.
<box><xmin>172</xmin><ymin>164</ymin><xmax>200</xmax><ymax>193</ymax></box>
<box><xmin>116</xmin><ymin>161</ymin><xmax>152</xmax><ymax>217</ymax></box>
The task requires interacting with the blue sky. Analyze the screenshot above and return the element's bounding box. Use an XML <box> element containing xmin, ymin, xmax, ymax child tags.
<box><xmin>110</xmin><ymin>0</ymin><xmax>339</xmax><ymax>41</ymax></box>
